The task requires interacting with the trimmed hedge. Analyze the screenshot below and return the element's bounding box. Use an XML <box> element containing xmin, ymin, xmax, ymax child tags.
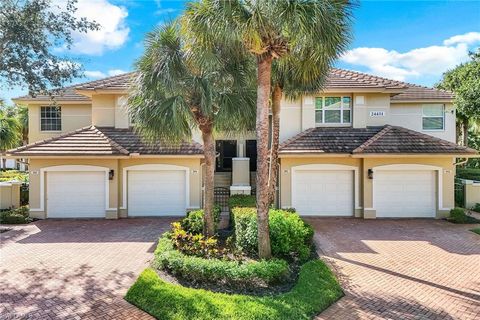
<box><xmin>228</xmin><ymin>195</ymin><xmax>256</xmax><ymax>209</ymax></box>
<box><xmin>449</xmin><ymin>207</ymin><xmax>480</xmax><ymax>224</ymax></box>
<box><xmin>125</xmin><ymin>260</ymin><xmax>343</xmax><ymax>320</ymax></box>
<box><xmin>0</xmin><ymin>206</ymin><xmax>31</xmax><ymax>224</ymax></box>
<box><xmin>181</xmin><ymin>205</ymin><xmax>221</xmax><ymax>234</ymax></box>
<box><xmin>456</xmin><ymin>168</ymin><xmax>480</xmax><ymax>181</ymax></box>
<box><xmin>154</xmin><ymin>235</ymin><xmax>290</xmax><ymax>287</ymax></box>
<box><xmin>233</xmin><ymin>208</ymin><xmax>314</xmax><ymax>261</ymax></box>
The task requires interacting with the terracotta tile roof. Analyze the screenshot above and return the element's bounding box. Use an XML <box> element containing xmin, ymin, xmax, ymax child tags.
<box><xmin>14</xmin><ymin>86</ymin><xmax>91</xmax><ymax>102</ymax></box>
<box><xmin>14</xmin><ymin>69</ymin><xmax>453</xmax><ymax>102</ymax></box>
<box><xmin>390</xmin><ymin>85</ymin><xmax>454</xmax><ymax>101</ymax></box>
<box><xmin>352</xmin><ymin>125</ymin><xmax>475</xmax><ymax>154</ymax></box>
<box><xmin>326</xmin><ymin>68</ymin><xmax>408</xmax><ymax>89</ymax></box>
<box><xmin>280</xmin><ymin>125</ymin><xmax>477</xmax><ymax>155</ymax></box>
<box><xmin>7</xmin><ymin>126</ymin><xmax>203</xmax><ymax>157</ymax></box>
<box><xmin>279</xmin><ymin>127</ymin><xmax>382</xmax><ymax>153</ymax></box>
<box><xmin>74</xmin><ymin>72</ymin><xmax>135</xmax><ymax>90</ymax></box>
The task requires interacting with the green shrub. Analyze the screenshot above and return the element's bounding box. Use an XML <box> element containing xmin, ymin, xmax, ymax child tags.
<box><xmin>232</xmin><ymin>208</ymin><xmax>314</xmax><ymax>261</ymax></box>
<box><xmin>0</xmin><ymin>170</ymin><xmax>28</xmax><ymax>182</ymax></box>
<box><xmin>171</xmin><ymin>222</ymin><xmax>221</xmax><ymax>258</ymax></box>
<box><xmin>0</xmin><ymin>206</ymin><xmax>31</xmax><ymax>224</ymax></box>
<box><xmin>456</xmin><ymin>168</ymin><xmax>480</xmax><ymax>181</ymax></box>
<box><xmin>449</xmin><ymin>207</ymin><xmax>480</xmax><ymax>224</ymax></box>
<box><xmin>181</xmin><ymin>205</ymin><xmax>221</xmax><ymax>234</ymax></box>
<box><xmin>154</xmin><ymin>235</ymin><xmax>290</xmax><ymax>287</ymax></box>
<box><xmin>228</xmin><ymin>195</ymin><xmax>256</xmax><ymax>208</ymax></box>
<box><xmin>472</xmin><ymin>203</ymin><xmax>480</xmax><ymax>213</ymax></box>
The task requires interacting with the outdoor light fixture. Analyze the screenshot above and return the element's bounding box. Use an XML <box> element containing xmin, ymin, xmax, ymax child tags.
<box><xmin>367</xmin><ymin>169</ymin><xmax>373</xmax><ymax>179</ymax></box>
<box><xmin>109</xmin><ymin>170</ymin><xmax>114</xmax><ymax>180</ymax></box>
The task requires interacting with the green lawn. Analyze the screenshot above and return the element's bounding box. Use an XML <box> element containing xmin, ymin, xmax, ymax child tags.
<box><xmin>125</xmin><ymin>260</ymin><xmax>343</xmax><ymax>320</ymax></box>
<box><xmin>471</xmin><ymin>228</ymin><xmax>480</xmax><ymax>235</ymax></box>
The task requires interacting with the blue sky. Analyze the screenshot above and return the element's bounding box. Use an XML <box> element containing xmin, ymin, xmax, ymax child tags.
<box><xmin>3</xmin><ymin>0</ymin><xmax>480</xmax><ymax>104</ymax></box>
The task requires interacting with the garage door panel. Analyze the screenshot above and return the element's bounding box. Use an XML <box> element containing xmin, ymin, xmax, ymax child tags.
<box><xmin>47</xmin><ymin>171</ymin><xmax>105</xmax><ymax>218</ymax></box>
<box><xmin>293</xmin><ymin>170</ymin><xmax>354</xmax><ymax>216</ymax></box>
<box><xmin>128</xmin><ymin>170</ymin><xmax>186</xmax><ymax>216</ymax></box>
<box><xmin>375</xmin><ymin>170</ymin><xmax>436</xmax><ymax>218</ymax></box>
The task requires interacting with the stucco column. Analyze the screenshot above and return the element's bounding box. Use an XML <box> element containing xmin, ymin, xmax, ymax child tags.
<box><xmin>362</xmin><ymin>158</ymin><xmax>376</xmax><ymax>219</ymax></box>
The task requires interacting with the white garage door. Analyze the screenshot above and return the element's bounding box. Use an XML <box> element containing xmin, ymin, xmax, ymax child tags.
<box><xmin>293</xmin><ymin>170</ymin><xmax>354</xmax><ymax>216</ymax></box>
<box><xmin>47</xmin><ymin>171</ymin><xmax>106</xmax><ymax>218</ymax></box>
<box><xmin>128</xmin><ymin>170</ymin><xmax>186</xmax><ymax>216</ymax></box>
<box><xmin>375</xmin><ymin>170</ymin><xmax>436</xmax><ymax>218</ymax></box>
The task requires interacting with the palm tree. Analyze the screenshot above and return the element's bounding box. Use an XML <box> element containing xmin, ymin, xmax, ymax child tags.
<box><xmin>0</xmin><ymin>110</ymin><xmax>21</xmax><ymax>169</ymax></box>
<box><xmin>128</xmin><ymin>22</ymin><xmax>255</xmax><ymax>236</ymax></box>
<box><xmin>183</xmin><ymin>0</ymin><xmax>354</xmax><ymax>258</ymax></box>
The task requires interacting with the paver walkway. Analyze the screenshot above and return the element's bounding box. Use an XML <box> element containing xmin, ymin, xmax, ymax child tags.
<box><xmin>308</xmin><ymin>218</ymin><xmax>480</xmax><ymax>320</ymax></box>
<box><xmin>0</xmin><ymin>218</ymin><xmax>175</xmax><ymax>320</ymax></box>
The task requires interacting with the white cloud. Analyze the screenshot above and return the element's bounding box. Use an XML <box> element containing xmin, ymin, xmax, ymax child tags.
<box><xmin>84</xmin><ymin>69</ymin><xmax>128</xmax><ymax>79</ymax></box>
<box><xmin>107</xmin><ymin>69</ymin><xmax>127</xmax><ymax>76</ymax></box>
<box><xmin>84</xmin><ymin>70</ymin><xmax>106</xmax><ymax>78</ymax></box>
<box><xmin>155</xmin><ymin>8</ymin><xmax>177</xmax><ymax>16</ymax></box>
<box><xmin>57</xmin><ymin>0</ymin><xmax>130</xmax><ymax>55</ymax></box>
<box><xmin>444</xmin><ymin>32</ymin><xmax>480</xmax><ymax>46</ymax></box>
<box><xmin>341</xmin><ymin>31</ymin><xmax>480</xmax><ymax>81</ymax></box>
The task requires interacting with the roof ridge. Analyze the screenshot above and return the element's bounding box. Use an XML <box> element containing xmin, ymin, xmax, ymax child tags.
<box><xmin>74</xmin><ymin>72</ymin><xmax>136</xmax><ymax>90</ymax></box>
<box><xmin>352</xmin><ymin>125</ymin><xmax>392</xmax><ymax>153</ymax></box>
<box><xmin>93</xmin><ymin>127</ymin><xmax>130</xmax><ymax>155</ymax></box>
<box><xmin>7</xmin><ymin>126</ymin><xmax>92</xmax><ymax>154</ymax></box>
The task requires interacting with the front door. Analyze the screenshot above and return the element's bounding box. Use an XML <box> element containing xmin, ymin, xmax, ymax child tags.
<box><xmin>246</xmin><ymin>140</ymin><xmax>257</xmax><ymax>172</ymax></box>
<box><xmin>216</xmin><ymin>140</ymin><xmax>237</xmax><ymax>172</ymax></box>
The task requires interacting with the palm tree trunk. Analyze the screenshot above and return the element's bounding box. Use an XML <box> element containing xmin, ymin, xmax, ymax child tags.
<box><xmin>463</xmin><ymin>118</ymin><xmax>469</xmax><ymax>147</ymax></box>
<box><xmin>256</xmin><ymin>56</ymin><xmax>273</xmax><ymax>259</ymax></box>
<box><xmin>1</xmin><ymin>156</ymin><xmax>6</xmax><ymax>169</ymax></box>
<box><xmin>268</xmin><ymin>84</ymin><xmax>281</xmax><ymax>206</ymax></box>
<box><xmin>201</xmin><ymin>125</ymin><xmax>216</xmax><ymax>237</ymax></box>
<box><xmin>456</xmin><ymin>120</ymin><xmax>462</xmax><ymax>145</ymax></box>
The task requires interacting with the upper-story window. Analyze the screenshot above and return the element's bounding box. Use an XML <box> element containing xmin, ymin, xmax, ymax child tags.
<box><xmin>315</xmin><ymin>96</ymin><xmax>351</xmax><ymax>125</ymax></box>
<box><xmin>422</xmin><ymin>104</ymin><xmax>444</xmax><ymax>130</ymax></box>
<box><xmin>40</xmin><ymin>106</ymin><xmax>62</xmax><ymax>131</ymax></box>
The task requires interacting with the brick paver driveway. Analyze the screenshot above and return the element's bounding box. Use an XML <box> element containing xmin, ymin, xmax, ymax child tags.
<box><xmin>0</xmin><ymin>219</ymin><xmax>174</xmax><ymax>320</ymax></box>
<box><xmin>308</xmin><ymin>218</ymin><xmax>480</xmax><ymax>320</ymax></box>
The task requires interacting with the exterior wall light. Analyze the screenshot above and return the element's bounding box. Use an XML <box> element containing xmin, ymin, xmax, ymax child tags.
<box><xmin>109</xmin><ymin>170</ymin><xmax>114</xmax><ymax>180</ymax></box>
<box><xmin>367</xmin><ymin>169</ymin><xmax>373</xmax><ymax>179</ymax></box>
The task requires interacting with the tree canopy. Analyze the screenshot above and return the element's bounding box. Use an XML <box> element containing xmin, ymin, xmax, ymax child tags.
<box><xmin>0</xmin><ymin>0</ymin><xmax>98</xmax><ymax>96</ymax></box>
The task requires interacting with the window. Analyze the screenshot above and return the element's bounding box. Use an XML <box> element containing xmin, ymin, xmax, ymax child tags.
<box><xmin>315</xmin><ymin>96</ymin><xmax>351</xmax><ymax>125</ymax></box>
<box><xmin>40</xmin><ymin>106</ymin><xmax>62</xmax><ymax>131</ymax></box>
<box><xmin>422</xmin><ymin>104</ymin><xmax>444</xmax><ymax>130</ymax></box>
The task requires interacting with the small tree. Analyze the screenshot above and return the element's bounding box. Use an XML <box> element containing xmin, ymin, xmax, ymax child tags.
<box><xmin>0</xmin><ymin>110</ymin><xmax>21</xmax><ymax>169</ymax></box>
<box><xmin>128</xmin><ymin>22</ymin><xmax>255</xmax><ymax>236</ymax></box>
<box><xmin>0</xmin><ymin>0</ymin><xmax>99</xmax><ymax>96</ymax></box>
<box><xmin>437</xmin><ymin>50</ymin><xmax>480</xmax><ymax>147</ymax></box>
<box><xmin>184</xmin><ymin>0</ymin><xmax>354</xmax><ymax>258</ymax></box>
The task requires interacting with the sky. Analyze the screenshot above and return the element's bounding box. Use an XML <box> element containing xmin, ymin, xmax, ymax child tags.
<box><xmin>3</xmin><ymin>0</ymin><xmax>480</xmax><ymax>104</ymax></box>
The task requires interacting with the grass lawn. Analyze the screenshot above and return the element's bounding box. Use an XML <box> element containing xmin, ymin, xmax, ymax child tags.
<box><xmin>471</xmin><ymin>228</ymin><xmax>480</xmax><ymax>235</ymax></box>
<box><xmin>125</xmin><ymin>260</ymin><xmax>343</xmax><ymax>320</ymax></box>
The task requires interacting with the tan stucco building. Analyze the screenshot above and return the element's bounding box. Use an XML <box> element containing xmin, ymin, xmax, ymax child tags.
<box><xmin>8</xmin><ymin>69</ymin><xmax>477</xmax><ymax>219</ymax></box>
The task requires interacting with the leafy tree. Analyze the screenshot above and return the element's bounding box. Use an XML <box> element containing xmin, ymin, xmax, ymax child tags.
<box><xmin>0</xmin><ymin>0</ymin><xmax>99</xmax><ymax>96</ymax></box>
<box><xmin>437</xmin><ymin>50</ymin><xmax>480</xmax><ymax>147</ymax></box>
<box><xmin>128</xmin><ymin>22</ymin><xmax>255</xmax><ymax>236</ymax></box>
<box><xmin>183</xmin><ymin>0</ymin><xmax>354</xmax><ymax>258</ymax></box>
<box><xmin>0</xmin><ymin>110</ymin><xmax>21</xmax><ymax>169</ymax></box>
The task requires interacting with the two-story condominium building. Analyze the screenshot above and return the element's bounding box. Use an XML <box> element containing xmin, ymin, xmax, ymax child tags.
<box><xmin>8</xmin><ymin>68</ymin><xmax>477</xmax><ymax>220</ymax></box>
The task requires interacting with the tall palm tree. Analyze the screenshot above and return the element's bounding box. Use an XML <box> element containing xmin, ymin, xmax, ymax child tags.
<box><xmin>128</xmin><ymin>22</ymin><xmax>255</xmax><ymax>236</ymax></box>
<box><xmin>0</xmin><ymin>110</ymin><xmax>21</xmax><ymax>169</ymax></box>
<box><xmin>183</xmin><ymin>0</ymin><xmax>354</xmax><ymax>258</ymax></box>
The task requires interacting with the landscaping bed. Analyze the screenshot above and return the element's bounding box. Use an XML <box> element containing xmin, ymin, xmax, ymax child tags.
<box><xmin>448</xmin><ymin>208</ymin><xmax>480</xmax><ymax>224</ymax></box>
<box><xmin>126</xmin><ymin>197</ymin><xmax>342</xmax><ymax>319</ymax></box>
<box><xmin>0</xmin><ymin>206</ymin><xmax>31</xmax><ymax>224</ymax></box>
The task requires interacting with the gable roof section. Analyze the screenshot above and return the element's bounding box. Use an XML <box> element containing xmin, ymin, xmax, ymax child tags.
<box><xmin>14</xmin><ymin>68</ymin><xmax>452</xmax><ymax>102</ymax></box>
<box><xmin>7</xmin><ymin>126</ymin><xmax>203</xmax><ymax>157</ymax></box>
<box><xmin>280</xmin><ymin>125</ymin><xmax>477</xmax><ymax>155</ymax></box>
<box><xmin>14</xmin><ymin>86</ymin><xmax>91</xmax><ymax>102</ymax></box>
